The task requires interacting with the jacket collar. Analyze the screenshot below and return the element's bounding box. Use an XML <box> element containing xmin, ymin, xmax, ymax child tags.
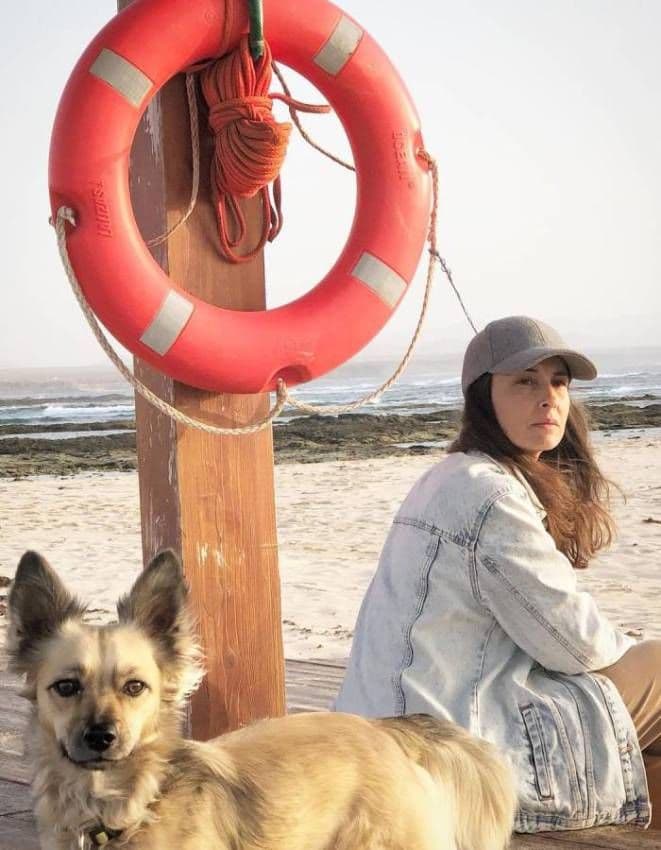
<box><xmin>510</xmin><ymin>466</ymin><xmax>548</xmax><ymax>521</ymax></box>
<box><xmin>468</xmin><ymin>450</ymin><xmax>547</xmax><ymax>520</ymax></box>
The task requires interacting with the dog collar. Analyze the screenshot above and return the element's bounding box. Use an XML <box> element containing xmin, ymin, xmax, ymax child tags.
<box><xmin>87</xmin><ymin>824</ymin><xmax>124</xmax><ymax>846</ymax></box>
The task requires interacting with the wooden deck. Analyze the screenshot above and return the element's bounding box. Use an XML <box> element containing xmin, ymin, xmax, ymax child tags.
<box><xmin>1</xmin><ymin>660</ymin><xmax>659</xmax><ymax>849</ymax></box>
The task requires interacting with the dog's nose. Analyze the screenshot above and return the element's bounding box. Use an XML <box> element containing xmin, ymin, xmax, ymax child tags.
<box><xmin>83</xmin><ymin>723</ymin><xmax>117</xmax><ymax>753</ymax></box>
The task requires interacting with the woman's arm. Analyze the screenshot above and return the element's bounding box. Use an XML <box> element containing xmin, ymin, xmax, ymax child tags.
<box><xmin>473</xmin><ymin>486</ymin><xmax>635</xmax><ymax>675</ymax></box>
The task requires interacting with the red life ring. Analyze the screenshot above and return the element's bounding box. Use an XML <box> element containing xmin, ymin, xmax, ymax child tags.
<box><xmin>49</xmin><ymin>0</ymin><xmax>431</xmax><ymax>393</ymax></box>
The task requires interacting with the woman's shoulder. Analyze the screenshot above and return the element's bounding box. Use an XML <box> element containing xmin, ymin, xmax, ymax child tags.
<box><xmin>399</xmin><ymin>450</ymin><xmax>523</xmax><ymax>528</ymax></box>
<box><xmin>436</xmin><ymin>450</ymin><xmax>515</xmax><ymax>493</ymax></box>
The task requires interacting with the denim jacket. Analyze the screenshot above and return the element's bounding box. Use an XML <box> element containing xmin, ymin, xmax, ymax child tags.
<box><xmin>334</xmin><ymin>450</ymin><xmax>650</xmax><ymax>832</ymax></box>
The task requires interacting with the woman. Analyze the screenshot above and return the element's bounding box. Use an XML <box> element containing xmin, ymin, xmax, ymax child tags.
<box><xmin>335</xmin><ymin>315</ymin><xmax>660</xmax><ymax>832</ymax></box>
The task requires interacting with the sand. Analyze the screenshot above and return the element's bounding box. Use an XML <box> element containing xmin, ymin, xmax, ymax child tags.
<box><xmin>0</xmin><ymin>432</ymin><xmax>659</xmax><ymax>664</ymax></box>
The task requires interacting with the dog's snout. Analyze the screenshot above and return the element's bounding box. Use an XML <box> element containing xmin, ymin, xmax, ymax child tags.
<box><xmin>83</xmin><ymin>722</ymin><xmax>118</xmax><ymax>753</ymax></box>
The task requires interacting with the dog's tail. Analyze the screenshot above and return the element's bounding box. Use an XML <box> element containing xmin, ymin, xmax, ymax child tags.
<box><xmin>374</xmin><ymin>714</ymin><xmax>517</xmax><ymax>850</ymax></box>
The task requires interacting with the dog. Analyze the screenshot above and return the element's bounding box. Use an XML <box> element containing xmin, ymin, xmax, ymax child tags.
<box><xmin>8</xmin><ymin>549</ymin><xmax>517</xmax><ymax>850</ymax></box>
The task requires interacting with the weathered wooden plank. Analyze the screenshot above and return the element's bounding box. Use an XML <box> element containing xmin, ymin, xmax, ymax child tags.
<box><xmin>512</xmin><ymin>837</ymin><xmax>591</xmax><ymax>849</ymax></box>
<box><xmin>0</xmin><ymin>670</ymin><xmax>30</xmax><ymax>784</ymax></box>
<box><xmin>0</xmin><ymin>785</ymin><xmax>34</xmax><ymax>850</ymax></box>
<box><xmin>0</xmin><ymin>778</ymin><xmax>32</xmax><ymax>817</ymax></box>
<box><xmin>0</xmin><ymin>806</ymin><xmax>38</xmax><ymax>850</ymax></box>
<box><xmin>0</xmin><ymin>672</ymin><xmax>21</xmax><ymax>696</ymax></box>
<box><xmin>285</xmin><ymin>659</ymin><xmax>345</xmax><ymax>712</ymax></box>
<box><xmin>0</xmin><ymin>741</ymin><xmax>30</xmax><ymax>786</ymax></box>
<box><xmin>512</xmin><ymin>827</ymin><xmax>660</xmax><ymax>848</ymax></box>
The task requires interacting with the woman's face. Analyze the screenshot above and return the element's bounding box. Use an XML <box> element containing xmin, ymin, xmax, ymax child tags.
<box><xmin>490</xmin><ymin>356</ymin><xmax>571</xmax><ymax>459</ymax></box>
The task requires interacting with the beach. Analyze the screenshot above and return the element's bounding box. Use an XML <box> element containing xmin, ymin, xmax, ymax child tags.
<box><xmin>1</xmin><ymin>430</ymin><xmax>659</xmax><ymax>665</ymax></box>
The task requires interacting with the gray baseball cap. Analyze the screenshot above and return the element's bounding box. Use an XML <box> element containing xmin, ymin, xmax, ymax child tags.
<box><xmin>461</xmin><ymin>316</ymin><xmax>597</xmax><ymax>396</ymax></box>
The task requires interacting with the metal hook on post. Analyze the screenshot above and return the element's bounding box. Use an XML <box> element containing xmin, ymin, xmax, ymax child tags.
<box><xmin>248</xmin><ymin>0</ymin><xmax>265</xmax><ymax>60</ymax></box>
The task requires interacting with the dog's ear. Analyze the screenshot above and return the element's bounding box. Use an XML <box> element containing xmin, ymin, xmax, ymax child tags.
<box><xmin>118</xmin><ymin>550</ymin><xmax>203</xmax><ymax>700</ymax></box>
<box><xmin>8</xmin><ymin>551</ymin><xmax>84</xmax><ymax>673</ymax></box>
<box><xmin>117</xmin><ymin>549</ymin><xmax>189</xmax><ymax>644</ymax></box>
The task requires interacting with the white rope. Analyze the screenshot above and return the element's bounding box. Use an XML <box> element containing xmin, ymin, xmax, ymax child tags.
<box><xmin>272</xmin><ymin>61</ymin><xmax>355</xmax><ymax>172</ymax></box>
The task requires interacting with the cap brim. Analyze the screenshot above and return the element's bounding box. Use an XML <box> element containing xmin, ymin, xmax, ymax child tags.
<box><xmin>490</xmin><ymin>347</ymin><xmax>597</xmax><ymax>381</ymax></box>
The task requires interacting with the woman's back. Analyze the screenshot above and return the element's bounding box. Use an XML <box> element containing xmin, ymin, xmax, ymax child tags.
<box><xmin>335</xmin><ymin>450</ymin><xmax>515</xmax><ymax>722</ymax></box>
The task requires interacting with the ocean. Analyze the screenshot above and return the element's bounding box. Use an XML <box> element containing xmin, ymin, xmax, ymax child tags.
<box><xmin>1</xmin><ymin>347</ymin><xmax>660</xmax><ymax>440</ymax></box>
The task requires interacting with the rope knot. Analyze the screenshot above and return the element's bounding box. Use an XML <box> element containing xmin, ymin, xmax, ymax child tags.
<box><xmin>206</xmin><ymin>94</ymin><xmax>290</xmax><ymax>198</ymax></box>
<box><xmin>207</xmin><ymin>96</ymin><xmax>277</xmax><ymax>135</ymax></box>
<box><xmin>200</xmin><ymin>35</ymin><xmax>331</xmax><ymax>262</ymax></box>
<box><xmin>200</xmin><ymin>36</ymin><xmax>293</xmax><ymax>258</ymax></box>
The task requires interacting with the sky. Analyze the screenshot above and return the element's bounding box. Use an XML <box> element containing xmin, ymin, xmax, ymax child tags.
<box><xmin>1</xmin><ymin>0</ymin><xmax>660</xmax><ymax>370</ymax></box>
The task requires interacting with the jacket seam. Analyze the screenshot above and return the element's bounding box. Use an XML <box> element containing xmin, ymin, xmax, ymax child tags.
<box><xmin>546</xmin><ymin>676</ymin><xmax>592</xmax><ymax>819</ymax></box>
<box><xmin>396</xmin><ymin>477</ymin><xmax>515</xmax><ymax>553</ymax></box>
<box><xmin>394</xmin><ymin>530</ymin><xmax>442</xmax><ymax>714</ymax></box>
<box><xmin>467</xmin><ymin>486</ymin><xmax>514</xmax><ymax>604</ymax></box>
<box><xmin>519</xmin><ymin>704</ymin><xmax>554</xmax><ymax>800</ymax></box>
<box><xmin>546</xmin><ymin>695</ymin><xmax>584</xmax><ymax>816</ymax></box>
<box><xmin>469</xmin><ymin>484</ymin><xmax>515</xmax><ymax>543</ymax></box>
<box><xmin>474</xmin><ymin>491</ymin><xmax>596</xmax><ymax>668</ymax></box>
<box><xmin>473</xmin><ymin>618</ymin><xmax>498</xmax><ymax>735</ymax></box>
<box><xmin>514</xmin><ymin>795</ymin><xmax>650</xmax><ymax>831</ymax></box>
<box><xmin>394</xmin><ymin>516</ymin><xmax>467</xmax><ymax>547</ymax></box>
<box><xmin>558</xmin><ymin>677</ymin><xmax>596</xmax><ymax>822</ymax></box>
<box><xmin>479</xmin><ymin>551</ymin><xmax>593</xmax><ymax>669</ymax></box>
<box><xmin>589</xmin><ymin>673</ymin><xmax>638</xmax><ymax>804</ymax></box>
<box><xmin>468</xmin><ymin>451</ymin><xmax>546</xmax><ymax>516</ymax></box>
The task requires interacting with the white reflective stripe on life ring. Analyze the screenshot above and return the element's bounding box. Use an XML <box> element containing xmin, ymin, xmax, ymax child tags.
<box><xmin>89</xmin><ymin>48</ymin><xmax>153</xmax><ymax>108</ymax></box>
<box><xmin>352</xmin><ymin>252</ymin><xmax>407</xmax><ymax>308</ymax></box>
<box><xmin>140</xmin><ymin>290</ymin><xmax>195</xmax><ymax>356</ymax></box>
<box><xmin>314</xmin><ymin>16</ymin><xmax>363</xmax><ymax>76</ymax></box>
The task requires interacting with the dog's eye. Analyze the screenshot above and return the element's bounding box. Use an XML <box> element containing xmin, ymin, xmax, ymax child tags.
<box><xmin>51</xmin><ymin>679</ymin><xmax>82</xmax><ymax>698</ymax></box>
<box><xmin>123</xmin><ymin>680</ymin><xmax>147</xmax><ymax>697</ymax></box>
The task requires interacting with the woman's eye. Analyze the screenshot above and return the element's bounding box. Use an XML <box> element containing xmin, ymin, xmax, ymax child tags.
<box><xmin>51</xmin><ymin>679</ymin><xmax>82</xmax><ymax>698</ymax></box>
<box><xmin>123</xmin><ymin>680</ymin><xmax>147</xmax><ymax>697</ymax></box>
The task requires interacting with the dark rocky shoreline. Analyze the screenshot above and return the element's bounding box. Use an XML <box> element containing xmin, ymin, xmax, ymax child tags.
<box><xmin>1</xmin><ymin>402</ymin><xmax>660</xmax><ymax>478</ymax></box>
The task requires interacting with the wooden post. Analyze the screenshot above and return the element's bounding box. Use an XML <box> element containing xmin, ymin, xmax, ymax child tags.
<box><xmin>120</xmin><ymin>0</ymin><xmax>286</xmax><ymax>738</ymax></box>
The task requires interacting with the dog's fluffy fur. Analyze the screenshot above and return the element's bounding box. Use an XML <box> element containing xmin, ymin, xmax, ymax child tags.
<box><xmin>8</xmin><ymin>550</ymin><xmax>517</xmax><ymax>850</ymax></box>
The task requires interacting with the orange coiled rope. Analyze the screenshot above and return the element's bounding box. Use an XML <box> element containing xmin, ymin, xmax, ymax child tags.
<box><xmin>200</xmin><ymin>35</ymin><xmax>330</xmax><ymax>263</ymax></box>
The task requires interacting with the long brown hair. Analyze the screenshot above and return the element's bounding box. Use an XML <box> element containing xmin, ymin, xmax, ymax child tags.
<box><xmin>449</xmin><ymin>373</ymin><xmax>616</xmax><ymax>568</ymax></box>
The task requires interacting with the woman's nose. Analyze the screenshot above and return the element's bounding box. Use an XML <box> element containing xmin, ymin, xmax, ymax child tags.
<box><xmin>539</xmin><ymin>384</ymin><xmax>556</xmax><ymax>407</ymax></box>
